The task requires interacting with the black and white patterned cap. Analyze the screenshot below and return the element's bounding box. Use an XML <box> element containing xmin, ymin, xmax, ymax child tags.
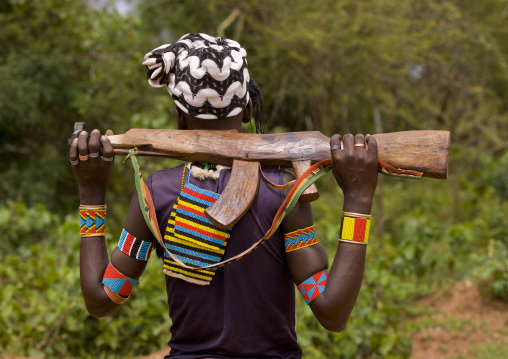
<box><xmin>143</xmin><ymin>33</ymin><xmax>251</xmax><ymax>120</ymax></box>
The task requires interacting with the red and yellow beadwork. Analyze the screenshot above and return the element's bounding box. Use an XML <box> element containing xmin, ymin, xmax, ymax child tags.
<box><xmin>163</xmin><ymin>181</ymin><xmax>232</xmax><ymax>285</ymax></box>
<box><xmin>79</xmin><ymin>206</ymin><xmax>106</xmax><ymax>236</ymax></box>
<box><xmin>285</xmin><ymin>225</ymin><xmax>319</xmax><ymax>252</ymax></box>
<box><xmin>339</xmin><ymin>214</ymin><xmax>371</xmax><ymax>244</ymax></box>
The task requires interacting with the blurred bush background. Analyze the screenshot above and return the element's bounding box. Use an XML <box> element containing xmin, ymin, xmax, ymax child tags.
<box><xmin>1</xmin><ymin>0</ymin><xmax>507</xmax><ymax>357</ymax></box>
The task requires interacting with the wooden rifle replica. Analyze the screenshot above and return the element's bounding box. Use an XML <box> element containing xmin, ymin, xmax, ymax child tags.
<box><xmin>74</xmin><ymin>123</ymin><xmax>449</xmax><ymax>230</ymax></box>
<box><xmin>71</xmin><ymin>123</ymin><xmax>449</xmax><ymax>269</ymax></box>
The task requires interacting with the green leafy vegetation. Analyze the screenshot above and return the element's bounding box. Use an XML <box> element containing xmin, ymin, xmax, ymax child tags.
<box><xmin>1</xmin><ymin>0</ymin><xmax>507</xmax><ymax>358</ymax></box>
<box><xmin>0</xmin><ymin>202</ymin><xmax>171</xmax><ymax>358</ymax></box>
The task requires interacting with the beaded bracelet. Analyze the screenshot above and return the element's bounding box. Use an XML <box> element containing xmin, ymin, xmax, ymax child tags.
<box><xmin>297</xmin><ymin>269</ymin><xmax>329</xmax><ymax>304</ymax></box>
<box><xmin>79</xmin><ymin>205</ymin><xmax>106</xmax><ymax>237</ymax></box>
<box><xmin>285</xmin><ymin>225</ymin><xmax>320</xmax><ymax>252</ymax></box>
<box><xmin>102</xmin><ymin>262</ymin><xmax>137</xmax><ymax>304</ymax></box>
<box><xmin>338</xmin><ymin>211</ymin><xmax>371</xmax><ymax>245</ymax></box>
<box><xmin>103</xmin><ymin>285</ymin><xmax>129</xmax><ymax>305</ymax></box>
<box><xmin>118</xmin><ymin>228</ymin><xmax>154</xmax><ymax>261</ymax></box>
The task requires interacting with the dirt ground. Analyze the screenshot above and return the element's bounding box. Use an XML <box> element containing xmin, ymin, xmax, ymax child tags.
<box><xmin>2</xmin><ymin>281</ymin><xmax>506</xmax><ymax>359</ymax></box>
<box><xmin>410</xmin><ymin>280</ymin><xmax>508</xmax><ymax>359</ymax></box>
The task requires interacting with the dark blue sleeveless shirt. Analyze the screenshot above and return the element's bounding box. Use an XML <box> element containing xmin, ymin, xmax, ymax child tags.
<box><xmin>149</xmin><ymin>165</ymin><xmax>302</xmax><ymax>359</ymax></box>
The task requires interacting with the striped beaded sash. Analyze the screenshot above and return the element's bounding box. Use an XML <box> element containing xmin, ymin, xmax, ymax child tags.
<box><xmin>162</xmin><ymin>170</ymin><xmax>232</xmax><ymax>285</ymax></box>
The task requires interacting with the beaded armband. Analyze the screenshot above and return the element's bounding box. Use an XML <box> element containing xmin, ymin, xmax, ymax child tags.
<box><xmin>285</xmin><ymin>225</ymin><xmax>320</xmax><ymax>252</ymax></box>
<box><xmin>118</xmin><ymin>229</ymin><xmax>153</xmax><ymax>261</ymax></box>
<box><xmin>103</xmin><ymin>285</ymin><xmax>129</xmax><ymax>305</ymax></box>
<box><xmin>102</xmin><ymin>262</ymin><xmax>137</xmax><ymax>304</ymax></box>
<box><xmin>338</xmin><ymin>211</ymin><xmax>371</xmax><ymax>245</ymax></box>
<box><xmin>79</xmin><ymin>205</ymin><xmax>106</xmax><ymax>237</ymax></box>
<box><xmin>297</xmin><ymin>269</ymin><xmax>329</xmax><ymax>304</ymax></box>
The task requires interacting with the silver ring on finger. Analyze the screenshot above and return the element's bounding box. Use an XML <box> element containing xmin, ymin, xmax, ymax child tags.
<box><xmin>103</xmin><ymin>156</ymin><xmax>114</xmax><ymax>162</ymax></box>
<box><xmin>330</xmin><ymin>145</ymin><xmax>341</xmax><ymax>151</ymax></box>
<box><xmin>70</xmin><ymin>159</ymin><xmax>79</xmax><ymax>166</ymax></box>
<box><xmin>89</xmin><ymin>152</ymin><xmax>100</xmax><ymax>158</ymax></box>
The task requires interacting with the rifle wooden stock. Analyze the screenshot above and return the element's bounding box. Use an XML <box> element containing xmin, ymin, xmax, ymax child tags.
<box><xmin>106</xmin><ymin>129</ymin><xmax>450</xmax><ymax>229</ymax></box>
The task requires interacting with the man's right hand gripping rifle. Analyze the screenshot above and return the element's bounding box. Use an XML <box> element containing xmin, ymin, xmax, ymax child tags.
<box><xmin>70</xmin><ymin>128</ymin><xmax>153</xmax><ymax>317</ymax></box>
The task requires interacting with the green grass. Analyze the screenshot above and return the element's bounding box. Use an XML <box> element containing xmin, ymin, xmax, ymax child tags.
<box><xmin>450</xmin><ymin>343</ymin><xmax>508</xmax><ymax>359</ymax></box>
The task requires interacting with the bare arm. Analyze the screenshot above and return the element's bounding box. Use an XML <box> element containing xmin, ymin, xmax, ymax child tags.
<box><xmin>285</xmin><ymin>133</ymin><xmax>378</xmax><ymax>332</ymax></box>
<box><xmin>70</xmin><ymin>129</ymin><xmax>153</xmax><ymax>318</ymax></box>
